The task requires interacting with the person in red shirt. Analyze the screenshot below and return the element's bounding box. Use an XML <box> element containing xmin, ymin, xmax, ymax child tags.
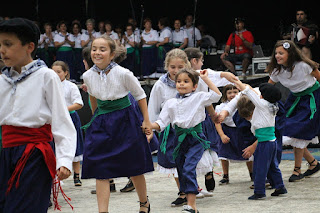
<box><xmin>220</xmin><ymin>18</ymin><xmax>254</xmax><ymax>77</ymax></box>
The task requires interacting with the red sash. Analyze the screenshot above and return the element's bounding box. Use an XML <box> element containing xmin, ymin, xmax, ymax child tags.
<box><xmin>2</xmin><ymin>124</ymin><xmax>56</xmax><ymax>193</ymax></box>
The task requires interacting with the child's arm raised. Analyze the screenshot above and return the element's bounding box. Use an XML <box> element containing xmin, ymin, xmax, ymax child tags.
<box><xmin>200</xmin><ymin>69</ymin><xmax>221</xmax><ymax>95</ymax></box>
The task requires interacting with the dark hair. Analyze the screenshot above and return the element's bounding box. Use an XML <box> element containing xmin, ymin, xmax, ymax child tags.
<box><xmin>143</xmin><ymin>18</ymin><xmax>152</xmax><ymax>26</ymax></box>
<box><xmin>82</xmin><ymin>46</ymin><xmax>94</xmax><ymax>68</ymax></box>
<box><xmin>266</xmin><ymin>40</ymin><xmax>318</xmax><ymax>74</ymax></box>
<box><xmin>221</xmin><ymin>84</ymin><xmax>238</xmax><ymax>103</ymax></box>
<box><xmin>71</xmin><ymin>22</ymin><xmax>81</xmax><ymax>32</ymax></box>
<box><xmin>237</xmin><ymin>95</ymin><xmax>255</xmax><ymax>118</ymax></box>
<box><xmin>158</xmin><ymin>17</ymin><xmax>169</xmax><ymax>27</ymax></box>
<box><xmin>184</xmin><ymin>47</ymin><xmax>203</xmax><ymax>61</ymax></box>
<box><xmin>57</xmin><ymin>20</ymin><xmax>67</xmax><ymax>29</ymax></box>
<box><xmin>0</xmin><ymin>18</ymin><xmax>40</xmax><ymax>58</ymax></box>
<box><xmin>175</xmin><ymin>68</ymin><xmax>199</xmax><ymax>86</ymax></box>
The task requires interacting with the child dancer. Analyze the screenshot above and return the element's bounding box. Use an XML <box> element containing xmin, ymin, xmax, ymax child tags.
<box><xmin>151</xmin><ymin>68</ymin><xmax>222</xmax><ymax>213</ymax></box>
<box><xmin>52</xmin><ymin>61</ymin><xmax>84</xmax><ymax>187</ymax></box>
<box><xmin>0</xmin><ymin>18</ymin><xmax>76</xmax><ymax>212</ymax></box>
<box><xmin>215</xmin><ymin>84</ymin><xmax>254</xmax><ymax>184</ymax></box>
<box><xmin>185</xmin><ymin>47</ymin><xmax>238</xmax><ymax>191</ymax></box>
<box><xmin>81</xmin><ymin>35</ymin><xmax>153</xmax><ymax>213</ymax></box>
<box><xmin>233</xmin><ymin>79</ymin><xmax>287</xmax><ymax>200</ymax></box>
<box><xmin>267</xmin><ymin>40</ymin><xmax>320</xmax><ymax>182</ymax></box>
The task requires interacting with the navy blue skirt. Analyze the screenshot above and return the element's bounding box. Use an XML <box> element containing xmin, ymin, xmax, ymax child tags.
<box><xmin>128</xmin><ymin>93</ymin><xmax>159</xmax><ymax>153</ymax></box>
<box><xmin>202</xmin><ymin>112</ymin><xmax>220</xmax><ymax>153</ymax></box>
<box><xmin>81</xmin><ymin>105</ymin><xmax>154</xmax><ymax>179</ymax></box>
<box><xmin>218</xmin><ymin>124</ymin><xmax>250</xmax><ymax>161</ymax></box>
<box><xmin>284</xmin><ymin>87</ymin><xmax>320</xmax><ymax>140</ymax></box>
<box><xmin>232</xmin><ymin>111</ymin><xmax>257</xmax><ymax>148</ymax></box>
<box><xmin>157</xmin><ymin>126</ymin><xmax>176</xmax><ymax>168</ymax></box>
<box><xmin>141</xmin><ymin>47</ymin><xmax>157</xmax><ymax>76</ymax></box>
<box><xmin>70</xmin><ymin>111</ymin><xmax>84</xmax><ymax>158</ymax></box>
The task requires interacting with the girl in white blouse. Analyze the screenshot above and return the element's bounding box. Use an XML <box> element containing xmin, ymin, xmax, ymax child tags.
<box><xmin>267</xmin><ymin>40</ymin><xmax>320</xmax><ymax>182</ymax></box>
<box><xmin>52</xmin><ymin>61</ymin><xmax>84</xmax><ymax>187</ymax></box>
<box><xmin>81</xmin><ymin>35</ymin><xmax>153</xmax><ymax>213</ymax></box>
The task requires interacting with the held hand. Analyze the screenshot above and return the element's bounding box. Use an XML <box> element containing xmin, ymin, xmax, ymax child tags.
<box><xmin>218</xmin><ymin>111</ymin><xmax>229</xmax><ymax>123</ymax></box>
<box><xmin>221</xmin><ymin>134</ymin><xmax>230</xmax><ymax>144</ymax></box>
<box><xmin>141</xmin><ymin>120</ymin><xmax>153</xmax><ymax>143</ymax></box>
<box><xmin>210</xmin><ymin>112</ymin><xmax>221</xmax><ymax>124</ymax></box>
<box><xmin>80</xmin><ymin>84</ymin><xmax>88</xmax><ymax>92</ymax></box>
<box><xmin>199</xmin><ymin>69</ymin><xmax>208</xmax><ymax>79</ymax></box>
<box><xmin>57</xmin><ymin>166</ymin><xmax>71</xmax><ymax>181</ymax></box>
<box><xmin>145</xmin><ymin>131</ymin><xmax>154</xmax><ymax>143</ymax></box>
<box><xmin>221</xmin><ymin>72</ymin><xmax>238</xmax><ymax>83</ymax></box>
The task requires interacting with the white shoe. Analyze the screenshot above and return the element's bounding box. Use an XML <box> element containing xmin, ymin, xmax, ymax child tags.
<box><xmin>199</xmin><ymin>189</ymin><xmax>213</xmax><ymax>197</ymax></box>
<box><xmin>182</xmin><ymin>205</ymin><xmax>199</xmax><ymax>213</ymax></box>
<box><xmin>196</xmin><ymin>192</ymin><xmax>204</xmax><ymax>199</ymax></box>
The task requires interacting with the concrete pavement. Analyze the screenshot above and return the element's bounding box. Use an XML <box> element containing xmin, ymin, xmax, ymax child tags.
<box><xmin>48</xmin><ymin>160</ymin><xmax>320</xmax><ymax>213</ymax></box>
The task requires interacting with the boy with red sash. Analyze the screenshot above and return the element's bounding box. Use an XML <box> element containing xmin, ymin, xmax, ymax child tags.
<box><xmin>0</xmin><ymin>18</ymin><xmax>76</xmax><ymax>213</ymax></box>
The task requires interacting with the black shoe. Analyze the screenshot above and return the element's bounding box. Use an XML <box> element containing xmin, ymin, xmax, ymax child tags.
<box><xmin>219</xmin><ymin>174</ymin><xmax>229</xmax><ymax>185</ymax></box>
<box><xmin>181</xmin><ymin>205</ymin><xmax>199</xmax><ymax>213</ymax></box>
<box><xmin>73</xmin><ymin>173</ymin><xmax>82</xmax><ymax>186</ymax></box>
<box><xmin>120</xmin><ymin>178</ymin><xmax>135</xmax><ymax>192</ymax></box>
<box><xmin>289</xmin><ymin>166</ymin><xmax>305</xmax><ymax>182</ymax></box>
<box><xmin>205</xmin><ymin>172</ymin><xmax>215</xmax><ymax>192</ymax></box>
<box><xmin>271</xmin><ymin>187</ymin><xmax>288</xmax><ymax>196</ymax></box>
<box><xmin>171</xmin><ymin>192</ymin><xmax>187</xmax><ymax>207</ymax></box>
<box><xmin>248</xmin><ymin>193</ymin><xmax>266</xmax><ymax>200</ymax></box>
<box><xmin>250</xmin><ymin>172</ymin><xmax>254</xmax><ymax>181</ymax></box>
<box><xmin>303</xmin><ymin>160</ymin><xmax>320</xmax><ymax>177</ymax></box>
<box><xmin>109</xmin><ymin>179</ymin><xmax>116</xmax><ymax>192</ymax></box>
<box><xmin>139</xmin><ymin>198</ymin><xmax>150</xmax><ymax>213</ymax></box>
<box><xmin>48</xmin><ymin>199</ymin><xmax>52</xmax><ymax>208</ymax></box>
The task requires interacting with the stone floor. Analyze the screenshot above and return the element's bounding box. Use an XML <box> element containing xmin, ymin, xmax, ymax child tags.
<box><xmin>48</xmin><ymin>160</ymin><xmax>320</xmax><ymax>213</ymax></box>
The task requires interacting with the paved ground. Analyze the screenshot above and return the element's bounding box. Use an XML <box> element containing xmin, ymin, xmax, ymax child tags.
<box><xmin>48</xmin><ymin>159</ymin><xmax>320</xmax><ymax>213</ymax></box>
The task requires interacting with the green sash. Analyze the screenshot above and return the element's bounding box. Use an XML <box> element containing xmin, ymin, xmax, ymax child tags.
<box><xmin>57</xmin><ymin>46</ymin><xmax>72</xmax><ymax>52</ymax></box>
<box><xmin>82</xmin><ymin>95</ymin><xmax>131</xmax><ymax>130</ymax></box>
<box><xmin>127</xmin><ymin>47</ymin><xmax>140</xmax><ymax>65</ymax></box>
<box><xmin>160</xmin><ymin>125</ymin><xmax>171</xmax><ymax>154</ymax></box>
<box><xmin>286</xmin><ymin>81</ymin><xmax>320</xmax><ymax>120</ymax></box>
<box><xmin>172</xmin><ymin>123</ymin><xmax>211</xmax><ymax>160</ymax></box>
<box><xmin>255</xmin><ymin>127</ymin><xmax>276</xmax><ymax>143</ymax></box>
<box><xmin>69</xmin><ymin>110</ymin><xmax>76</xmax><ymax>114</ymax></box>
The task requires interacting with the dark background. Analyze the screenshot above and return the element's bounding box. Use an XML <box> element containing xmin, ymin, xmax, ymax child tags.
<box><xmin>2</xmin><ymin>1</ymin><xmax>319</xmax><ymax>55</ymax></box>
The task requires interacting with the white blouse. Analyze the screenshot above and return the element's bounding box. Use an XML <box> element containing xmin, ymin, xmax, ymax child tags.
<box><xmin>61</xmin><ymin>80</ymin><xmax>84</xmax><ymax>107</ymax></box>
<box><xmin>141</xmin><ymin>29</ymin><xmax>159</xmax><ymax>48</ymax></box>
<box><xmin>83</xmin><ymin>65</ymin><xmax>146</xmax><ymax>101</ymax></box>
<box><xmin>155</xmin><ymin>91</ymin><xmax>222</xmax><ymax>131</ymax></box>
<box><xmin>270</xmin><ymin>61</ymin><xmax>316</xmax><ymax>93</ymax></box>
<box><xmin>215</xmin><ymin>102</ymin><xmax>236</xmax><ymax>127</ymax></box>
<box><xmin>241</xmin><ymin>86</ymin><xmax>276</xmax><ymax>135</ymax></box>
<box><xmin>54</xmin><ymin>33</ymin><xmax>75</xmax><ymax>48</ymax></box>
<box><xmin>0</xmin><ymin>61</ymin><xmax>77</xmax><ymax>171</ymax></box>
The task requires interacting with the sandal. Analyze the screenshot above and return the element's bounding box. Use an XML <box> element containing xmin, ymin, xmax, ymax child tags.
<box><xmin>219</xmin><ymin>174</ymin><xmax>229</xmax><ymax>185</ymax></box>
<box><xmin>73</xmin><ymin>173</ymin><xmax>82</xmax><ymax>186</ymax></box>
<box><xmin>109</xmin><ymin>179</ymin><xmax>116</xmax><ymax>192</ymax></box>
<box><xmin>171</xmin><ymin>192</ymin><xmax>187</xmax><ymax>207</ymax></box>
<box><xmin>120</xmin><ymin>178</ymin><xmax>135</xmax><ymax>192</ymax></box>
<box><xmin>303</xmin><ymin>159</ymin><xmax>320</xmax><ymax>177</ymax></box>
<box><xmin>139</xmin><ymin>197</ymin><xmax>150</xmax><ymax>213</ymax></box>
<box><xmin>289</xmin><ymin>166</ymin><xmax>304</xmax><ymax>182</ymax></box>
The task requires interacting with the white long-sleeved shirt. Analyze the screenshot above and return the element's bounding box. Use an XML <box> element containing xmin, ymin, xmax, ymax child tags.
<box><xmin>215</xmin><ymin>102</ymin><xmax>236</xmax><ymax>127</ymax></box>
<box><xmin>0</xmin><ymin>61</ymin><xmax>77</xmax><ymax>171</ymax></box>
<box><xmin>155</xmin><ymin>91</ymin><xmax>222</xmax><ymax>131</ymax></box>
<box><xmin>82</xmin><ymin>65</ymin><xmax>146</xmax><ymax>101</ymax></box>
<box><xmin>61</xmin><ymin>79</ymin><xmax>84</xmax><ymax>107</ymax></box>
<box><xmin>241</xmin><ymin>86</ymin><xmax>276</xmax><ymax>135</ymax></box>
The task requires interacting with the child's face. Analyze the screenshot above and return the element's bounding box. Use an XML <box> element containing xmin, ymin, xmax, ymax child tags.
<box><xmin>191</xmin><ymin>57</ymin><xmax>203</xmax><ymax>70</ymax></box>
<box><xmin>226</xmin><ymin>89</ymin><xmax>239</xmax><ymax>101</ymax></box>
<box><xmin>167</xmin><ymin>58</ymin><xmax>185</xmax><ymax>80</ymax></box>
<box><xmin>0</xmin><ymin>32</ymin><xmax>34</xmax><ymax>70</ymax></box>
<box><xmin>52</xmin><ymin>65</ymin><xmax>68</xmax><ymax>81</ymax></box>
<box><xmin>91</xmin><ymin>38</ymin><xmax>115</xmax><ymax>69</ymax></box>
<box><xmin>275</xmin><ymin>46</ymin><xmax>288</xmax><ymax>66</ymax></box>
<box><xmin>176</xmin><ymin>73</ymin><xmax>197</xmax><ymax>95</ymax></box>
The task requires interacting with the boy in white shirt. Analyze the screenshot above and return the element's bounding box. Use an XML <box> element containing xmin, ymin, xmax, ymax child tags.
<box><xmin>0</xmin><ymin>18</ymin><xmax>76</xmax><ymax>212</ymax></box>
<box><xmin>151</xmin><ymin>68</ymin><xmax>221</xmax><ymax>213</ymax></box>
<box><xmin>232</xmin><ymin>80</ymin><xmax>287</xmax><ymax>200</ymax></box>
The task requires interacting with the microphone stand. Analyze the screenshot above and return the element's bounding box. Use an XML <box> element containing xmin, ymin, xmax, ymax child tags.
<box><xmin>193</xmin><ymin>0</ymin><xmax>198</xmax><ymax>47</ymax></box>
<box><xmin>139</xmin><ymin>4</ymin><xmax>145</xmax><ymax>80</ymax></box>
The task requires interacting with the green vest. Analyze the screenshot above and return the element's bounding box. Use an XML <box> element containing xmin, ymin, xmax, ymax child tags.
<box><xmin>82</xmin><ymin>95</ymin><xmax>131</xmax><ymax>130</ymax></box>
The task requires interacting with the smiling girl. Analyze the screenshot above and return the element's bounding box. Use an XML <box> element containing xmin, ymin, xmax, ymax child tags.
<box><xmin>81</xmin><ymin>35</ymin><xmax>154</xmax><ymax>213</ymax></box>
<box><xmin>267</xmin><ymin>40</ymin><xmax>320</xmax><ymax>182</ymax></box>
